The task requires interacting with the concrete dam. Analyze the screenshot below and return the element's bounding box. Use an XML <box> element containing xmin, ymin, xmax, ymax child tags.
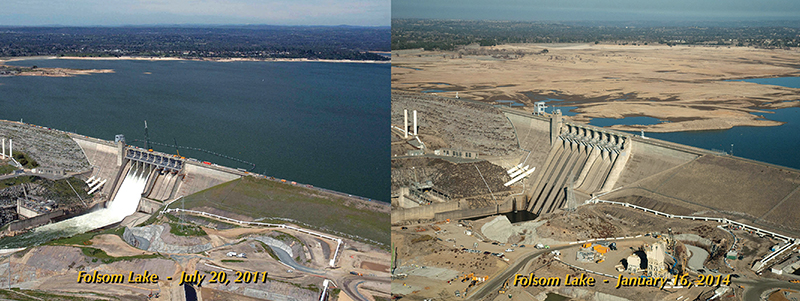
<box><xmin>0</xmin><ymin>129</ymin><xmax>245</xmax><ymax>248</ymax></box>
<box><xmin>393</xmin><ymin>104</ymin><xmax>800</xmax><ymax>237</ymax></box>
<box><xmin>526</xmin><ymin>112</ymin><xmax>631</xmax><ymax>216</ymax></box>
<box><xmin>73</xmin><ymin>134</ymin><xmax>243</xmax><ymax>215</ymax></box>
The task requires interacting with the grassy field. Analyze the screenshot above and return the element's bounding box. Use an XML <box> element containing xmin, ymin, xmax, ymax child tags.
<box><xmin>0</xmin><ymin>164</ymin><xmax>16</xmax><ymax>175</ymax></box>
<box><xmin>45</xmin><ymin>227</ymin><xmax>124</xmax><ymax>246</ymax></box>
<box><xmin>79</xmin><ymin>247</ymin><xmax>163</xmax><ymax>264</ymax></box>
<box><xmin>179</xmin><ymin>177</ymin><xmax>390</xmax><ymax>246</ymax></box>
<box><xmin>0</xmin><ymin>288</ymin><xmax>118</xmax><ymax>301</ymax></box>
<box><xmin>169</xmin><ymin>222</ymin><xmax>207</xmax><ymax>236</ymax></box>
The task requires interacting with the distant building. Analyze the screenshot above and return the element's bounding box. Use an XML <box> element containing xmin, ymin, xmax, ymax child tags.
<box><xmin>435</xmin><ymin>148</ymin><xmax>479</xmax><ymax>159</ymax></box>
<box><xmin>406</xmin><ymin>150</ymin><xmax>424</xmax><ymax>156</ymax></box>
<box><xmin>534</xmin><ymin>101</ymin><xmax>548</xmax><ymax>115</ymax></box>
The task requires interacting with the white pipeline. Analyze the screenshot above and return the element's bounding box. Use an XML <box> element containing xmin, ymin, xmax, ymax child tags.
<box><xmin>508</xmin><ymin>165</ymin><xmax>530</xmax><ymax>178</ymax></box>
<box><xmin>504</xmin><ymin>167</ymin><xmax>536</xmax><ymax>187</ymax></box>
<box><xmin>319</xmin><ymin>279</ymin><xmax>331</xmax><ymax>301</ymax></box>
<box><xmin>330</xmin><ymin>239</ymin><xmax>342</xmax><ymax>267</ymax></box>
<box><xmin>87</xmin><ymin>179</ymin><xmax>107</xmax><ymax>195</ymax></box>
<box><xmin>163</xmin><ymin>208</ymin><xmax>348</xmax><ymax>267</ymax></box>
<box><xmin>506</xmin><ymin>163</ymin><xmax>523</xmax><ymax>175</ymax></box>
<box><xmin>88</xmin><ymin>177</ymin><xmax>101</xmax><ymax>187</ymax></box>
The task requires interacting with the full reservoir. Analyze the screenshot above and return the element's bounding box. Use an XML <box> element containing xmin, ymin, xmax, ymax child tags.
<box><xmin>0</xmin><ymin>59</ymin><xmax>390</xmax><ymax>201</ymax></box>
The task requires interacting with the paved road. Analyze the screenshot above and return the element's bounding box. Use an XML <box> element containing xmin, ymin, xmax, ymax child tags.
<box><xmin>468</xmin><ymin>239</ymin><xmax>800</xmax><ymax>301</ymax></box>
<box><xmin>341</xmin><ymin>275</ymin><xmax>389</xmax><ymax>301</ymax></box>
<box><xmin>738</xmin><ymin>278</ymin><xmax>800</xmax><ymax>300</ymax></box>
<box><xmin>468</xmin><ymin>245</ymin><xmax>572</xmax><ymax>300</ymax></box>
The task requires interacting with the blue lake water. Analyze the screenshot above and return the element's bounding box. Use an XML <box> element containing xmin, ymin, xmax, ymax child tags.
<box><xmin>542</xmin><ymin>98</ymin><xmax>578</xmax><ymax>116</ymax></box>
<box><xmin>728</xmin><ymin>77</ymin><xmax>800</xmax><ymax>89</ymax></box>
<box><xmin>645</xmin><ymin>107</ymin><xmax>800</xmax><ymax>169</ymax></box>
<box><xmin>527</xmin><ymin>77</ymin><xmax>800</xmax><ymax>170</ymax></box>
<box><xmin>589</xmin><ymin>116</ymin><xmax>662</xmax><ymax>127</ymax></box>
<box><xmin>422</xmin><ymin>89</ymin><xmax>449</xmax><ymax>93</ymax></box>
<box><xmin>1</xmin><ymin>59</ymin><xmax>389</xmax><ymax>201</ymax></box>
<box><xmin>644</xmin><ymin>77</ymin><xmax>800</xmax><ymax>169</ymax></box>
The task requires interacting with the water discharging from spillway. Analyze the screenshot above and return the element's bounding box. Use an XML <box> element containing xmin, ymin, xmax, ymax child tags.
<box><xmin>0</xmin><ymin>165</ymin><xmax>150</xmax><ymax>249</ymax></box>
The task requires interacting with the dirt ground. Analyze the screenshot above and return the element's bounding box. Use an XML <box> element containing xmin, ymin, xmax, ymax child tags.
<box><xmin>391</xmin><ymin>201</ymin><xmax>787</xmax><ymax>300</ymax></box>
<box><xmin>391</xmin><ymin>92</ymin><xmax>519</xmax><ymax>156</ymax></box>
<box><xmin>392</xmin><ymin>44</ymin><xmax>800</xmax><ymax>132</ymax></box>
<box><xmin>391</xmin><ymin>157</ymin><xmax>512</xmax><ymax>200</ymax></box>
<box><xmin>89</xmin><ymin>234</ymin><xmax>156</xmax><ymax>257</ymax></box>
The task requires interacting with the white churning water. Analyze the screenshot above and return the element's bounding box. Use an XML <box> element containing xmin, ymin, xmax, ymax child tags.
<box><xmin>35</xmin><ymin>165</ymin><xmax>150</xmax><ymax>235</ymax></box>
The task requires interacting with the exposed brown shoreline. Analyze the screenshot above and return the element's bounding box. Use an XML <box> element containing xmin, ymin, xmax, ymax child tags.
<box><xmin>392</xmin><ymin>44</ymin><xmax>800</xmax><ymax>132</ymax></box>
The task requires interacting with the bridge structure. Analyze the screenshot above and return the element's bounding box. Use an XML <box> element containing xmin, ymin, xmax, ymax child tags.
<box><xmin>125</xmin><ymin>148</ymin><xmax>184</xmax><ymax>173</ymax></box>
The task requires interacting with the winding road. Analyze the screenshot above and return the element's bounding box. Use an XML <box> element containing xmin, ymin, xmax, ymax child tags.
<box><xmin>468</xmin><ymin>245</ymin><xmax>573</xmax><ymax>300</ymax></box>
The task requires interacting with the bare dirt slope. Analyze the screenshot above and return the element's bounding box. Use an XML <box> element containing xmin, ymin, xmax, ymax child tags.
<box><xmin>392</xmin><ymin>92</ymin><xmax>518</xmax><ymax>156</ymax></box>
<box><xmin>391</xmin><ymin>157</ymin><xmax>511</xmax><ymax>199</ymax></box>
<box><xmin>0</xmin><ymin>120</ymin><xmax>90</xmax><ymax>171</ymax></box>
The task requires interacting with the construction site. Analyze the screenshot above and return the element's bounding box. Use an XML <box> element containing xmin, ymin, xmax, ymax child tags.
<box><xmin>390</xmin><ymin>91</ymin><xmax>800</xmax><ymax>300</ymax></box>
<box><xmin>0</xmin><ymin>119</ymin><xmax>390</xmax><ymax>301</ymax></box>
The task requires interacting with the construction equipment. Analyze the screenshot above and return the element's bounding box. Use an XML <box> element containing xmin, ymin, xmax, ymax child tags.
<box><xmin>499</xmin><ymin>278</ymin><xmax>509</xmax><ymax>294</ymax></box>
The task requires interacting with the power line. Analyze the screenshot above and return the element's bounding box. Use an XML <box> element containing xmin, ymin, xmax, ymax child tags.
<box><xmin>130</xmin><ymin>139</ymin><xmax>256</xmax><ymax>171</ymax></box>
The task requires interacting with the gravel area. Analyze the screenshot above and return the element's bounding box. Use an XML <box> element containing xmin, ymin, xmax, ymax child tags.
<box><xmin>0</xmin><ymin>121</ymin><xmax>90</xmax><ymax>172</ymax></box>
<box><xmin>391</xmin><ymin>157</ymin><xmax>511</xmax><ymax>199</ymax></box>
<box><xmin>125</xmin><ymin>224</ymin><xmax>213</xmax><ymax>254</ymax></box>
<box><xmin>391</xmin><ymin>92</ymin><xmax>518</xmax><ymax>156</ymax></box>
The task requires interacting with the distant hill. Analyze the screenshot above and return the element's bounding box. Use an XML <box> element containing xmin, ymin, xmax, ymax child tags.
<box><xmin>392</xmin><ymin>19</ymin><xmax>800</xmax><ymax>50</ymax></box>
<box><xmin>0</xmin><ymin>26</ymin><xmax>390</xmax><ymax>61</ymax></box>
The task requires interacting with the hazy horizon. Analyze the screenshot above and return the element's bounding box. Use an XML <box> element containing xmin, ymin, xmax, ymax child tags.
<box><xmin>1</xmin><ymin>0</ymin><xmax>390</xmax><ymax>27</ymax></box>
<box><xmin>393</xmin><ymin>0</ymin><xmax>800</xmax><ymax>23</ymax></box>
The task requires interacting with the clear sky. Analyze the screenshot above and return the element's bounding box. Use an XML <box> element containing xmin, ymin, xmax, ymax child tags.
<box><xmin>1</xmin><ymin>0</ymin><xmax>390</xmax><ymax>26</ymax></box>
<box><xmin>393</xmin><ymin>0</ymin><xmax>800</xmax><ymax>22</ymax></box>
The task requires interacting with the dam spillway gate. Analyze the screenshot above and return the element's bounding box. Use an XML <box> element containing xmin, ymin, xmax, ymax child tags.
<box><xmin>526</xmin><ymin>120</ymin><xmax>631</xmax><ymax>215</ymax></box>
<box><xmin>125</xmin><ymin>148</ymin><xmax>184</xmax><ymax>201</ymax></box>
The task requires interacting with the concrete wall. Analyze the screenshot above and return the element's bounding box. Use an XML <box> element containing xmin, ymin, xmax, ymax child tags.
<box><xmin>8</xmin><ymin>209</ymin><xmax>64</xmax><ymax>232</ymax></box>
<box><xmin>137</xmin><ymin>197</ymin><xmax>163</xmax><ymax>214</ymax></box>
<box><xmin>71</xmin><ymin>135</ymin><xmax>123</xmax><ymax>197</ymax></box>
<box><xmin>613</xmin><ymin>138</ymin><xmax>700</xmax><ymax>189</ymax></box>
<box><xmin>391</xmin><ymin>201</ymin><xmax>459</xmax><ymax>223</ymax></box>
<box><xmin>175</xmin><ymin>162</ymin><xmax>242</xmax><ymax>198</ymax></box>
<box><xmin>503</xmin><ymin>110</ymin><xmax>552</xmax><ymax>170</ymax></box>
<box><xmin>16</xmin><ymin>204</ymin><xmax>39</xmax><ymax>219</ymax></box>
<box><xmin>435</xmin><ymin>205</ymin><xmax>498</xmax><ymax>221</ymax></box>
<box><xmin>252</xmin><ymin>236</ymin><xmax>294</xmax><ymax>258</ymax></box>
